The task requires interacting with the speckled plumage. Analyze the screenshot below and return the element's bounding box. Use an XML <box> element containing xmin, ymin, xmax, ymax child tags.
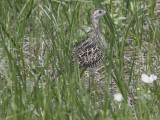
<box><xmin>72</xmin><ymin>8</ymin><xmax>107</xmax><ymax>73</ymax></box>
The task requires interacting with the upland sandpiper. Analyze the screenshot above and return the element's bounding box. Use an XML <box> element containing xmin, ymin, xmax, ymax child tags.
<box><xmin>72</xmin><ymin>8</ymin><xmax>107</xmax><ymax>86</ymax></box>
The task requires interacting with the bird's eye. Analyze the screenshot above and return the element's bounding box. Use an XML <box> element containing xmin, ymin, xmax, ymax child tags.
<box><xmin>99</xmin><ymin>11</ymin><xmax>102</xmax><ymax>14</ymax></box>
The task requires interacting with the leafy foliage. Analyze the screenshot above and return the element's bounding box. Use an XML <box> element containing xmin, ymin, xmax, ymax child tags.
<box><xmin>0</xmin><ymin>0</ymin><xmax>160</xmax><ymax>119</ymax></box>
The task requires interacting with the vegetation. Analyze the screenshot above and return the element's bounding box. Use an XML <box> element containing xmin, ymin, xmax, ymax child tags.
<box><xmin>0</xmin><ymin>0</ymin><xmax>160</xmax><ymax>119</ymax></box>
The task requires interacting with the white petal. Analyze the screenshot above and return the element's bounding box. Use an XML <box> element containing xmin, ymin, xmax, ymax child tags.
<box><xmin>148</xmin><ymin>76</ymin><xmax>154</xmax><ymax>83</ymax></box>
<box><xmin>114</xmin><ymin>93</ymin><xmax>123</xmax><ymax>102</ymax></box>
<box><xmin>150</xmin><ymin>74</ymin><xmax>157</xmax><ymax>81</ymax></box>
<box><xmin>141</xmin><ymin>74</ymin><xmax>155</xmax><ymax>83</ymax></box>
<box><xmin>141</xmin><ymin>74</ymin><xmax>149</xmax><ymax>83</ymax></box>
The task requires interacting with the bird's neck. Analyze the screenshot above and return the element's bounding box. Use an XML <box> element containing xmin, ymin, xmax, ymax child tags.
<box><xmin>92</xmin><ymin>18</ymin><xmax>101</xmax><ymax>33</ymax></box>
<box><xmin>92</xmin><ymin>18</ymin><xmax>107</xmax><ymax>48</ymax></box>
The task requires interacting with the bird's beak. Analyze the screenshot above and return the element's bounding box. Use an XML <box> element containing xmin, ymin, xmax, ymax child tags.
<box><xmin>106</xmin><ymin>11</ymin><xmax>115</xmax><ymax>14</ymax></box>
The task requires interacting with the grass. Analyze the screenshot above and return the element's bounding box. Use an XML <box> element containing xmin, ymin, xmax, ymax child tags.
<box><xmin>0</xmin><ymin>0</ymin><xmax>160</xmax><ymax>119</ymax></box>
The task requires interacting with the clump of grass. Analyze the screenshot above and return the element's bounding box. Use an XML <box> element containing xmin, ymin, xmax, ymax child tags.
<box><xmin>0</xmin><ymin>0</ymin><xmax>160</xmax><ymax>119</ymax></box>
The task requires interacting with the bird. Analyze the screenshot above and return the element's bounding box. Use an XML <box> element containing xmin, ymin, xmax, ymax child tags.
<box><xmin>71</xmin><ymin>8</ymin><xmax>108</xmax><ymax>90</ymax></box>
<box><xmin>71</xmin><ymin>9</ymin><xmax>136</xmax><ymax>108</ymax></box>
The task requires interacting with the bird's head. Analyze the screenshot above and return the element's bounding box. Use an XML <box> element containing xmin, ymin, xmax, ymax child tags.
<box><xmin>91</xmin><ymin>8</ymin><xmax>106</xmax><ymax>19</ymax></box>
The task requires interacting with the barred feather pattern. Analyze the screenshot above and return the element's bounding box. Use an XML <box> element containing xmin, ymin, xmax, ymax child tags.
<box><xmin>72</xmin><ymin>37</ymin><xmax>106</xmax><ymax>72</ymax></box>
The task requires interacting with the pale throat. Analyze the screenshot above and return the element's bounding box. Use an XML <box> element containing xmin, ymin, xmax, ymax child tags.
<box><xmin>92</xmin><ymin>18</ymin><xmax>101</xmax><ymax>31</ymax></box>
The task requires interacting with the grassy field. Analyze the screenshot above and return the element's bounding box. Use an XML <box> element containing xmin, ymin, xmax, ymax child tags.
<box><xmin>0</xmin><ymin>0</ymin><xmax>160</xmax><ymax>119</ymax></box>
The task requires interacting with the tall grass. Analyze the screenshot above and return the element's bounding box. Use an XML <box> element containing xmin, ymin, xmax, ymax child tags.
<box><xmin>0</xmin><ymin>0</ymin><xmax>160</xmax><ymax>119</ymax></box>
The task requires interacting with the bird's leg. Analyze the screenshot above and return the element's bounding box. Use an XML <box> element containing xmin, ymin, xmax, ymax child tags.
<box><xmin>89</xmin><ymin>71</ymin><xmax>96</xmax><ymax>92</ymax></box>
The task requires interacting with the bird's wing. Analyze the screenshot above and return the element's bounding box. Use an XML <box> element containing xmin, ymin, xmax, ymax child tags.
<box><xmin>72</xmin><ymin>38</ymin><xmax>104</xmax><ymax>69</ymax></box>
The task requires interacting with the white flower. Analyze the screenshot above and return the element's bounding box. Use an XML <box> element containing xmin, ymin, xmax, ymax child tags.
<box><xmin>137</xmin><ymin>88</ymin><xmax>140</xmax><ymax>91</ymax></box>
<box><xmin>148</xmin><ymin>90</ymin><xmax>151</xmax><ymax>93</ymax></box>
<box><xmin>114</xmin><ymin>93</ymin><xmax>123</xmax><ymax>102</ymax></box>
<box><xmin>141</xmin><ymin>74</ymin><xmax>157</xmax><ymax>83</ymax></box>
